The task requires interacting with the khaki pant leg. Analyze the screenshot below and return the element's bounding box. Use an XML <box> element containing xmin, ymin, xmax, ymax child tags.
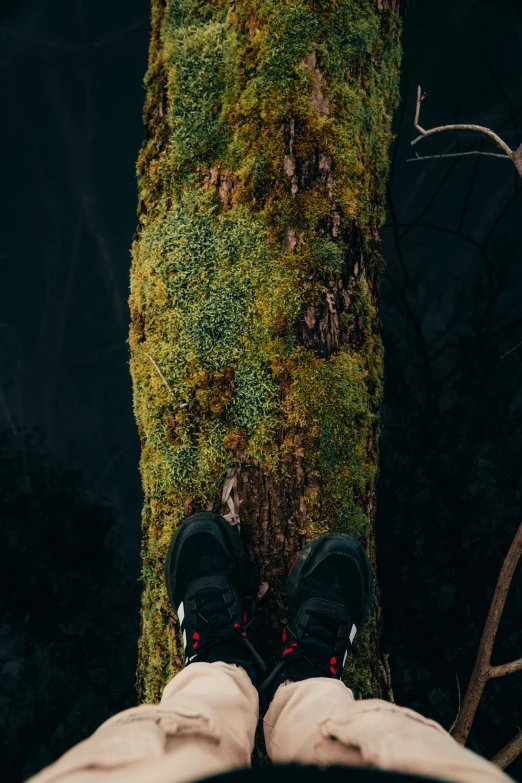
<box><xmin>264</xmin><ymin>678</ymin><xmax>514</xmax><ymax>783</ymax></box>
<box><xmin>26</xmin><ymin>662</ymin><xmax>258</xmax><ymax>783</ymax></box>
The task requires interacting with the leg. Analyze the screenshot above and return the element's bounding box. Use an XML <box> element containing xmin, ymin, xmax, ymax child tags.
<box><xmin>27</xmin><ymin>661</ymin><xmax>258</xmax><ymax>783</ymax></box>
<box><xmin>264</xmin><ymin>677</ymin><xmax>513</xmax><ymax>783</ymax></box>
<box><xmin>260</xmin><ymin>532</ymin><xmax>514</xmax><ymax>783</ymax></box>
<box><xmin>26</xmin><ymin>512</ymin><xmax>265</xmax><ymax>783</ymax></box>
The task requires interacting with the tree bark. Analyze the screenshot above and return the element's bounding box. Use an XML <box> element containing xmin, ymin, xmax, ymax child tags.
<box><xmin>129</xmin><ymin>0</ymin><xmax>402</xmax><ymax>704</ymax></box>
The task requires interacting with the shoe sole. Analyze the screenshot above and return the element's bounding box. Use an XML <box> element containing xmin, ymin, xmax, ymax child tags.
<box><xmin>286</xmin><ymin>532</ymin><xmax>374</xmax><ymax>631</ymax></box>
<box><xmin>164</xmin><ymin>511</ymin><xmax>249</xmax><ymax>611</ymax></box>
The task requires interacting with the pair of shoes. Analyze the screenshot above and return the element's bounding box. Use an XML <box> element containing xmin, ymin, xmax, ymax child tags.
<box><xmin>165</xmin><ymin>512</ymin><xmax>374</xmax><ymax>706</ymax></box>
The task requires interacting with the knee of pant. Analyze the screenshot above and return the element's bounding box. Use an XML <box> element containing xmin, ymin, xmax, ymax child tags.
<box><xmin>315</xmin><ymin>700</ymin><xmax>452</xmax><ymax>768</ymax></box>
<box><xmin>33</xmin><ymin>706</ymin><xmax>221</xmax><ymax>783</ymax></box>
<box><xmin>111</xmin><ymin>704</ymin><xmax>223</xmax><ymax>746</ymax></box>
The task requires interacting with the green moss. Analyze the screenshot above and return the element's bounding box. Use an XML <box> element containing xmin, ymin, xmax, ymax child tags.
<box><xmin>166</xmin><ymin>22</ymin><xmax>229</xmax><ymax>173</ymax></box>
<box><xmin>343</xmin><ymin>606</ymin><xmax>382</xmax><ymax>700</ymax></box>
<box><xmin>285</xmin><ymin>346</ymin><xmax>378</xmax><ymax>539</ymax></box>
<box><xmin>164</xmin><ymin>0</ymin><xmax>228</xmax><ymax>30</ymax></box>
<box><xmin>234</xmin><ymin>361</ymin><xmax>277</xmax><ymax>433</ymax></box>
<box><xmin>133</xmin><ymin>186</ymin><xmax>295</xmax><ymax>463</ymax></box>
<box><xmin>307</xmin><ymin>236</ymin><xmax>346</xmax><ymax>275</ymax></box>
<box><xmin>131</xmin><ymin>0</ymin><xmax>401</xmax><ymax>703</ymax></box>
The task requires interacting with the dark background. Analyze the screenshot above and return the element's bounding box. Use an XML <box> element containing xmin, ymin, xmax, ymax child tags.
<box><xmin>1</xmin><ymin>1</ymin><xmax>521</xmax><ymax>781</ymax></box>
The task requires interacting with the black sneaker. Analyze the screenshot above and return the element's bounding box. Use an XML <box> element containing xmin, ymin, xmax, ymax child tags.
<box><xmin>165</xmin><ymin>511</ymin><xmax>265</xmax><ymax>673</ymax></box>
<box><xmin>259</xmin><ymin>532</ymin><xmax>374</xmax><ymax>706</ymax></box>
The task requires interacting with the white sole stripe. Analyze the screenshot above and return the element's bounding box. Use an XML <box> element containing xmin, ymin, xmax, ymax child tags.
<box><xmin>177</xmin><ymin>603</ymin><xmax>188</xmax><ymax>653</ymax></box>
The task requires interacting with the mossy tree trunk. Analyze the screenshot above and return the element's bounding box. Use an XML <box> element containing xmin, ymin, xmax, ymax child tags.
<box><xmin>130</xmin><ymin>0</ymin><xmax>401</xmax><ymax>705</ymax></box>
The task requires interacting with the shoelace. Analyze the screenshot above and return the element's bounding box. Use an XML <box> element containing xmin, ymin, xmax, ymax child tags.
<box><xmin>187</xmin><ymin>587</ymin><xmax>266</xmax><ymax>670</ymax></box>
<box><xmin>283</xmin><ymin>609</ymin><xmax>350</xmax><ymax>676</ymax></box>
<box><xmin>187</xmin><ymin>587</ymin><xmax>243</xmax><ymax>656</ymax></box>
<box><xmin>258</xmin><ymin>610</ymin><xmax>350</xmax><ymax>710</ymax></box>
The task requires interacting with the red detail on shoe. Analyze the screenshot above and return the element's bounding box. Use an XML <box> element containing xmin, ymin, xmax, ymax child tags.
<box><xmin>193</xmin><ymin>632</ymin><xmax>200</xmax><ymax>640</ymax></box>
<box><xmin>330</xmin><ymin>656</ymin><xmax>337</xmax><ymax>665</ymax></box>
<box><xmin>282</xmin><ymin>628</ymin><xmax>287</xmax><ymax>642</ymax></box>
<box><xmin>330</xmin><ymin>665</ymin><xmax>336</xmax><ymax>674</ymax></box>
<box><xmin>288</xmin><ymin>554</ymin><xmax>299</xmax><ymax>575</ymax></box>
<box><xmin>283</xmin><ymin>643</ymin><xmax>298</xmax><ymax>656</ymax></box>
<box><xmin>193</xmin><ymin>641</ymin><xmax>199</xmax><ymax>649</ymax></box>
<box><xmin>233</xmin><ymin>621</ymin><xmax>247</xmax><ymax>637</ymax></box>
<box><xmin>244</xmin><ymin>610</ymin><xmax>248</xmax><ymax>623</ymax></box>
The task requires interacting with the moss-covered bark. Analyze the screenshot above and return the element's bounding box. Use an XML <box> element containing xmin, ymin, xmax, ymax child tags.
<box><xmin>130</xmin><ymin>0</ymin><xmax>401</xmax><ymax>705</ymax></box>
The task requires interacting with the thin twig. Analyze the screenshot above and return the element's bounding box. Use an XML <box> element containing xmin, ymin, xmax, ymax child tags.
<box><xmin>397</xmin><ymin>90</ymin><xmax>522</xmax><ymax>248</ymax></box>
<box><xmin>452</xmin><ymin>521</ymin><xmax>522</xmax><ymax>744</ymax></box>
<box><xmin>144</xmin><ymin>352</ymin><xmax>176</xmax><ymax>400</ymax></box>
<box><xmin>411</xmin><ymin>85</ymin><xmax>522</xmax><ymax>178</ymax></box>
<box><xmin>407</xmin><ymin>151</ymin><xmax>509</xmax><ymax>162</ymax></box>
<box><xmin>501</xmin><ymin>338</ymin><xmax>522</xmax><ymax>359</ymax></box>
<box><xmin>413</xmin><ymin>86</ymin><xmax>513</xmax><ymax>156</ymax></box>
<box><xmin>449</xmin><ymin>673</ymin><xmax>461</xmax><ymax>734</ymax></box>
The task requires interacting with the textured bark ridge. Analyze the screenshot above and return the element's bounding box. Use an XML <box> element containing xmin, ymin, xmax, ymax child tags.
<box><xmin>130</xmin><ymin>0</ymin><xmax>402</xmax><ymax>703</ymax></box>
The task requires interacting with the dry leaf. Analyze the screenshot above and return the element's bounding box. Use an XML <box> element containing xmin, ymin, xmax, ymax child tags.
<box><xmin>257</xmin><ymin>582</ymin><xmax>269</xmax><ymax>600</ymax></box>
<box><xmin>221</xmin><ymin>466</ymin><xmax>237</xmax><ymax>504</ymax></box>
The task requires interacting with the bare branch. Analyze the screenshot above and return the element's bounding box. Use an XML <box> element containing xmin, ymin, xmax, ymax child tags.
<box><xmin>452</xmin><ymin>521</ymin><xmax>522</xmax><ymax>744</ymax></box>
<box><xmin>411</xmin><ymin>85</ymin><xmax>522</xmax><ymax>178</ymax></box>
<box><xmin>412</xmin><ymin>123</ymin><xmax>512</xmax><ymax>156</ymax></box>
<box><xmin>489</xmin><ymin>658</ymin><xmax>522</xmax><ymax>678</ymax></box>
<box><xmin>491</xmin><ymin>728</ymin><xmax>522</xmax><ymax>770</ymax></box>
<box><xmin>413</xmin><ymin>85</ymin><xmax>512</xmax><ymax>155</ymax></box>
